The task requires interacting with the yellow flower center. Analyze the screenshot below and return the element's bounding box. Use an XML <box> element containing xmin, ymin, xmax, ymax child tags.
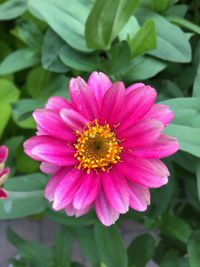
<box><xmin>74</xmin><ymin>119</ymin><xmax>123</xmax><ymax>174</ymax></box>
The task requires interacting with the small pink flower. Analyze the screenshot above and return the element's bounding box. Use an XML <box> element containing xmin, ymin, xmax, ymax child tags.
<box><xmin>0</xmin><ymin>145</ymin><xmax>10</xmax><ymax>199</ymax></box>
<box><xmin>24</xmin><ymin>72</ymin><xmax>179</xmax><ymax>226</ymax></box>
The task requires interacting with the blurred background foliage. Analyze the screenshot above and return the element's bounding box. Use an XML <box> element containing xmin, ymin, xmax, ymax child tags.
<box><xmin>0</xmin><ymin>0</ymin><xmax>200</xmax><ymax>266</ymax></box>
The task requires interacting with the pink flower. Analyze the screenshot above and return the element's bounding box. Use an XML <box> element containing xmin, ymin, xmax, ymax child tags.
<box><xmin>24</xmin><ymin>71</ymin><xmax>179</xmax><ymax>226</ymax></box>
<box><xmin>0</xmin><ymin>145</ymin><xmax>10</xmax><ymax>199</ymax></box>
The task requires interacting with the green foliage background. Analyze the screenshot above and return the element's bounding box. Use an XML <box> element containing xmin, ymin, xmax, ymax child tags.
<box><xmin>0</xmin><ymin>0</ymin><xmax>200</xmax><ymax>266</ymax></box>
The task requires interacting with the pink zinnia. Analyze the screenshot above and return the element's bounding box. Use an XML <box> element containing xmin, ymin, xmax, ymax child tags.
<box><xmin>24</xmin><ymin>71</ymin><xmax>179</xmax><ymax>226</ymax></box>
<box><xmin>0</xmin><ymin>145</ymin><xmax>10</xmax><ymax>199</ymax></box>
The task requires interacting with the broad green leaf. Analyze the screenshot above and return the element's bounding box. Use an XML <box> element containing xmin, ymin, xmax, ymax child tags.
<box><xmin>129</xmin><ymin>19</ymin><xmax>156</xmax><ymax>58</ymax></box>
<box><xmin>193</xmin><ymin>53</ymin><xmax>200</xmax><ymax>97</ymax></box>
<box><xmin>15</xmin><ymin>148</ymin><xmax>39</xmax><ymax>174</ymax></box>
<box><xmin>168</xmin><ymin>17</ymin><xmax>200</xmax><ymax>35</ymax></box>
<box><xmin>187</xmin><ymin>231</ymin><xmax>200</xmax><ymax>267</ymax></box>
<box><xmin>73</xmin><ymin>227</ymin><xmax>100</xmax><ymax>267</ymax></box>
<box><xmin>123</xmin><ymin>56</ymin><xmax>166</xmax><ymax>81</ymax></box>
<box><xmin>104</xmin><ymin>42</ymin><xmax>131</xmax><ymax>76</ymax></box>
<box><xmin>166</xmin><ymin>4</ymin><xmax>188</xmax><ymax>17</ymax></box>
<box><xmin>0</xmin><ymin>79</ymin><xmax>20</xmax><ymax>136</ymax></box>
<box><xmin>136</xmin><ymin>8</ymin><xmax>192</xmax><ymax>62</ymax></box>
<box><xmin>11</xmin><ymin>20</ymin><xmax>43</xmax><ymax>50</ymax></box>
<box><xmin>42</xmin><ymin>28</ymin><xmax>70</xmax><ymax>73</ymax></box>
<box><xmin>4</xmin><ymin>173</ymin><xmax>48</xmax><ymax>192</ymax></box>
<box><xmin>128</xmin><ymin>234</ymin><xmax>156</xmax><ymax>267</ymax></box>
<box><xmin>28</xmin><ymin>0</ymin><xmax>94</xmax><ymax>52</ymax></box>
<box><xmin>95</xmin><ymin>223</ymin><xmax>128</xmax><ymax>267</ymax></box>
<box><xmin>157</xmin><ymin>80</ymin><xmax>183</xmax><ymax>101</ymax></box>
<box><xmin>160</xmin><ymin>257</ymin><xmax>190</xmax><ymax>267</ymax></box>
<box><xmin>119</xmin><ymin>16</ymin><xmax>140</xmax><ymax>41</ymax></box>
<box><xmin>85</xmin><ymin>0</ymin><xmax>140</xmax><ymax>50</ymax></box>
<box><xmin>161</xmin><ymin>97</ymin><xmax>200</xmax><ymax>128</ymax></box>
<box><xmin>0</xmin><ymin>79</ymin><xmax>20</xmax><ymax>104</ymax></box>
<box><xmin>164</xmin><ymin>124</ymin><xmax>200</xmax><ymax>157</ymax></box>
<box><xmin>0</xmin><ymin>48</ymin><xmax>40</xmax><ymax>75</ymax></box>
<box><xmin>0</xmin><ymin>0</ymin><xmax>26</xmax><ymax>20</ymax></box>
<box><xmin>50</xmin><ymin>227</ymin><xmax>72</xmax><ymax>267</ymax></box>
<box><xmin>0</xmin><ymin>190</ymin><xmax>47</xmax><ymax>219</ymax></box>
<box><xmin>60</xmin><ymin>45</ymin><xmax>99</xmax><ymax>72</ymax></box>
<box><xmin>12</xmin><ymin>99</ymin><xmax>43</xmax><ymax>129</ymax></box>
<box><xmin>150</xmin><ymin>0</ymin><xmax>169</xmax><ymax>12</ymax></box>
<box><xmin>159</xmin><ymin>214</ymin><xmax>192</xmax><ymax>243</ymax></box>
<box><xmin>196</xmin><ymin>163</ymin><xmax>200</xmax><ymax>203</ymax></box>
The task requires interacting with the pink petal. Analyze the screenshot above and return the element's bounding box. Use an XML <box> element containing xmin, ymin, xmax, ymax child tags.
<box><xmin>0</xmin><ymin>188</ymin><xmax>8</xmax><ymax>199</ymax></box>
<box><xmin>44</xmin><ymin>167</ymin><xmax>70</xmax><ymax>202</ymax></box>
<box><xmin>128</xmin><ymin>181</ymin><xmax>150</xmax><ymax>211</ymax></box>
<box><xmin>60</xmin><ymin>108</ymin><xmax>88</xmax><ymax>132</ymax></box>
<box><xmin>126</xmin><ymin>82</ymin><xmax>145</xmax><ymax>94</ymax></box>
<box><xmin>53</xmin><ymin>168</ymin><xmax>82</xmax><ymax>210</ymax></box>
<box><xmin>40</xmin><ymin>162</ymin><xmax>60</xmax><ymax>174</ymax></box>
<box><xmin>118</xmin><ymin>154</ymin><xmax>169</xmax><ymax>188</ymax></box>
<box><xmin>103</xmin><ymin>169</ymin><xmax>129</xmax><ymax>214</ymax></box>
<box><xmin>76</xmin><ymin>205</ymin><xmax>91</xmax><ymax>217</ymax></box>
<box><xmin>31</xmin><ymin>141</ymin><xmax>77</xmax><ymax>166</ymax></box>
<box><xmin>144</xmin><ymin>104</ymin><xmax>174</xmax><ymax>126</ymax></box>
<box><xmin>69</xmin><ymin>77</ymin><xmax>100</xmax><ymax>120</ymax></box>
<box><xmin>88</xmin><ymin>71</ymin><xmax>112</xmax><ymax>106</ymax></box>
<box><xmin>118</xmin><ymin>119</ymin><xmax>164</xmax><ymax>149</ymax></box>
<box><xmin>95</xmin><ymin>190</ymin><xmax>119</xmax><ymax>227</ymax></box>
<box><xmin>24</xmin><ymin>136</ymin><xmax>57</xmax><ymax>161</ymax></box>
<box><xmin>100</xmin><ymin>82</ymin><xmax>125</xmax><ymax>127</ymax></box>
<box><xmin>45</xmin><ymin>96</ymin><xmax>72</xmax><ymax>111</ymax></box>
<box><xmin>0</xmin><ymin>145</ymin><xmax>8</xmax><ymax>163</ymax></box>
<box><xmin>33</xmin><ymin>109</ymin><xmax>75</xmax><ymax>142</ymax></box>
<box><xmin>65</xmin><ymin>203</ymin><xmax>76</xmax><ymax>216</ymax></box>
<box><xmin>118</xmin><ymin>86</ymin><xmax>157</xmax><ymax>131</ymax></box>
<box><xmin>73</xmin><ymin>172</ymin><xmax>101</xmax><ymax>210</ymax></box>
<box><xmin>132</xmin><ymin>134</ymin><xmax>180</xmax><ymax>159</ymax></box>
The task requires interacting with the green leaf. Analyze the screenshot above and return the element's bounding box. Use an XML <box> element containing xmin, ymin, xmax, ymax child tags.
<box><xmin>12</xmin><ymin>99</ymin><xmax>43</xmax><ymax>129</ymax></box>
<box><xmin>123</xmin><ymin>56</ymin><xmax>166</xmax><ymax>81</ymax></box>
<box><xmin>0</xmin><ymin>48</ymin><xmax>40</xmax><ymax>75</ymax></box>
<box><xmin>0</xmin><ymin>79</ymin><xmax>20</xmax><ymax>136</ymax></box>
<box><xmin>0</xmin><ymin>190</ymin><xmax>47</xmax><ymax>219</ymax></box>
<box><xmin>196</xmin><ymin>163</ymin><xmax>200</xmax><ymax>203</ymax></box>
<box><xmin>129</xmin><ymin>19</ymin><xmax>156</xmax><ymax>58</ymax></box>
<box><xmin>0</xmin><ymin>0</ymin><xmax>26</xmax><ymax>21</ymax></box>
<box><xmin>161</xmin><ymin>97</ymin><xmax>200</xmax><ymax>128</ymax></box>
<box><xmin>28</xmin><ymin>0</ymin><xmax>93</xmax><ymax>52</ymax></box>
<box><xmin>168</xmin><ymin>17</ymin><xmax>200</xmax><ymax>35</ymax></box>
<box><xmin>136</xmin><ymin>8</ymin><xmax>192</xmax><ymax>62</ymax></box>
<box><xmin>95</xmin><ymin>223</ymin><xmax>128</xmax><ymax>267</ymax></box>
<box><xmin>85</xmin><ymin>0</ymin><xmax>140</xmax><ymax>50</ymax></box>
<box><xmin>193</xmin><ymin>52</ymin><xmax>200</xmax><ymax>97</ymax></box>
<box><xmin>50</xmin><ymin>227</ymin><xmax>72</xmax><ymax>267</ymax></box>
<box><xmin>150</xmin><ymin>0</ymin><xmax>169</xmax><ymax>12</ymax></box>
<box><xmin>119</xmin><ymin>16</ymin><xmax>140</xmax><ymax>42</ymax></box>
<box><xmin>11</xmin><ymin>20</ymin><xmax>43</xmax><ymax>50</ymax></box>
<box><xmin>4</xmin><ymin>173</ymin><xmax>48</xmax><ymax>192</ymax></box>
<box><xmin>164</xmin><ymin>124</ymin><xmax>200</xmax><ymax>157</ymax></box>
<box><xmin>73</xmin><ymin>227</ymin><xmax>100</xmax><ymax>267</ymax></box>
<box><xmin>128</xmin><ymin>234</ymin><xmax>156</xmax><ymax>267</ymax></box>
<box><xmin>42</xmin><ymin>28</ymin><xmax>70</xmax><ymax>73</ymax></box>
<box><xmin>60</xmin><ymin>45</ymin><xmax>99</xmax><ymax>72</ymax></box>
<box><xmin>187</xmin><ymin>231</ymin><xmax>200</xmax><ymax>267</ymax></box>
<box><xmin>159</xmin><ymin>214</ymin><xmax>192</xmax><ymax>243</ymax></box>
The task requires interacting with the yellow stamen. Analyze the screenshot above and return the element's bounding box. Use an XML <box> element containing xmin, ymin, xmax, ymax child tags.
<box><xmin>74</xmin><ymin>119</ymin><xmax>123</xmax><ymax>174</ymax></box>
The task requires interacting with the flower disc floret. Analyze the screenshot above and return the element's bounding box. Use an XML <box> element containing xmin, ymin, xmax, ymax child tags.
<box><xmin>74</xmin><ymin>119</ymin><xmax>123</xmax><ymax>174</ymax></box>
